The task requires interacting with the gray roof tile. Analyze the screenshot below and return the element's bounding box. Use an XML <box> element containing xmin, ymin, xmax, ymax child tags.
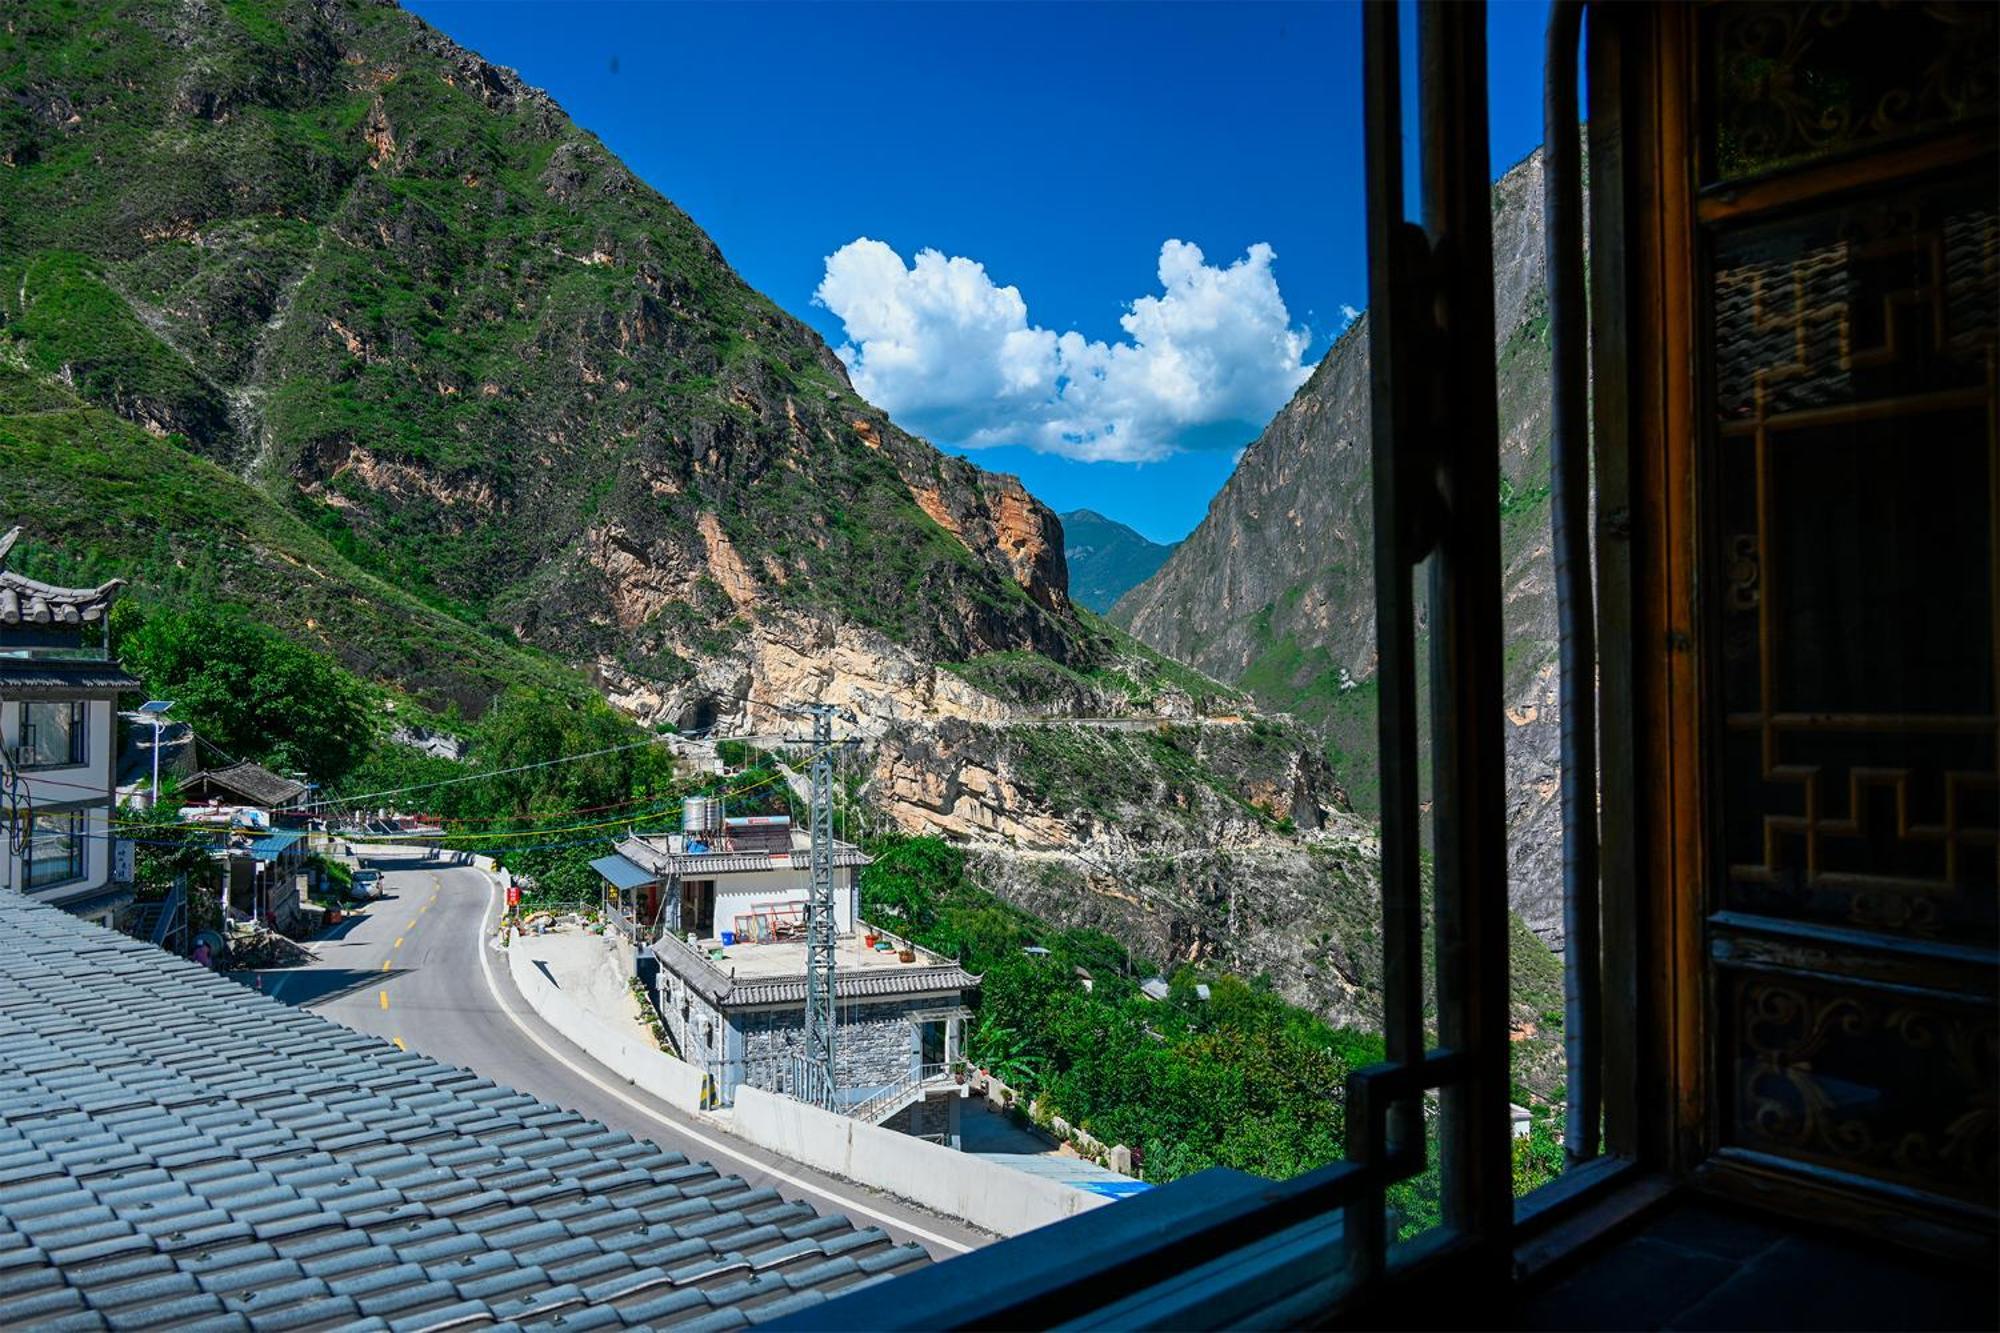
<box><xmin>0</xmin><ymin>893</ymin><xmax>935</xmax><ymax>1328</ymax></box>
<box><xmin>616</xmin><ymin>1286</ymin><xmax>711</xmax><ymax>1324</ymax></box>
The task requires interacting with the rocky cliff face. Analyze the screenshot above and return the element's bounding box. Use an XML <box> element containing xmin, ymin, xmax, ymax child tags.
<box><xmin>872</xmin><ymin>714</ymin><xmax>1390</xmax><ymax>1027</ymax></box>
<box><xmin>1112</xmin><ymin>150</ymin><xmax>1568</xmax><ymax>944</ymax></box>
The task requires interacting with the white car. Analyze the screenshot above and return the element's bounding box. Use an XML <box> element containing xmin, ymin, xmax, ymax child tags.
<box><xmin>348</xmin><ymin>869</ymin><xmax>383</xmax><ymax>901</ymax></box>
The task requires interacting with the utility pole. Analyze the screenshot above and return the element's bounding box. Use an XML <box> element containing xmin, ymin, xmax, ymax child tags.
<box><xmin>800</xmin><ymin>702</ymin><xmax>842</xmax><ymax>1110</ymax></box>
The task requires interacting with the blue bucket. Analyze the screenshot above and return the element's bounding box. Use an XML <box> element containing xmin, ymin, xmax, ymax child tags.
<box><xmin>720</xmin><ymin>931</ymin><xmax>735</xmax><ymax>946</ymax></box>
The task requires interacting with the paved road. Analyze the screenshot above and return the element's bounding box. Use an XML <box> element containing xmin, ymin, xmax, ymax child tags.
<box><xmin>248</xmin><ymin>848</ymin><xmax>988</xmax><ymax>1259</ymax></box>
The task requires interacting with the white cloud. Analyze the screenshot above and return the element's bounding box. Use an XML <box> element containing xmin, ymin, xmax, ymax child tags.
<box><xmin>1339</xmin><ymin>303</ymin><xmax>1361</xmax><ymax>326</ymax></box>
<box><xmin>814</xmin><ymin>237</ymin><xmax>1314</xmax><ymax>463</ymax></box>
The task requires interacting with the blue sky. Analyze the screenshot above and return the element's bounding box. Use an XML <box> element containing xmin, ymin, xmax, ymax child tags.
<box><xmin>407</xmin><ymin>1</ymin><xmax>1553</xmax><ymax>544</ymax></box>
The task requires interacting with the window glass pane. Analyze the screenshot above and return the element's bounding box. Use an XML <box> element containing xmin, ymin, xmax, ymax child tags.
<box><xmin>26</xmin><ymin>811</ymin><xmax>84</xmax><ymax>888</ymax></box>
<box><xmin>21</xmin><ymin>701</ymin><xmax>82</xmax><ymax>767</ymax></box>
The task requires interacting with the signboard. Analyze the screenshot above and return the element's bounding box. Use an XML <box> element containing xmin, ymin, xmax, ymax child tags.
<box><xmin>506</xmin><ymin>885</ymin><xmax>521</xmax><ymax>908</ymax></box>
<box><xmin>112</xmin><ymin>839</ymin><xmax>135</xmax><ymax>884</ymax></box>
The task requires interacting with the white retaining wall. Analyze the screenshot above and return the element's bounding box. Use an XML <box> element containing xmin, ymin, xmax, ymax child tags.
<box><xmin>505</xmin><ymin>926</ymin><xmax>709</xmax><ymax>1114</ymax></box>
<box><xmin>731</xmin><ymin>1085</ymin><xmax>1111</xmax><ymax>1237</ymax></box>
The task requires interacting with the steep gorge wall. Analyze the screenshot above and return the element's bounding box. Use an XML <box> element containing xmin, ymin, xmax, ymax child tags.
<box><xmin>1112</xmin><ymin>150</ymin><xmax>1569</xmax><ymax>945</ymax></box>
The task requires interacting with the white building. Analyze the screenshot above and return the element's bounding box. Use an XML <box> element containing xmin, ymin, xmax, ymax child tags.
<box><xmin>0</xmin><ymin>529</ymin><xmax>140</xmax><ymax>926</ymax></box>
<box><xmin>596</xmin><ymin>812</ymin><xmax>977</xmax><ymax>1139</ymax></box>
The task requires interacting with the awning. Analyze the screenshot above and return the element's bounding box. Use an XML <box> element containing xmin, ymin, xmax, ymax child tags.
<box><xmin>590</xmin><ymin>855</ymin><xmax>656</xmax><ymax>893</ymax></box>
<box><xmin>245</xmin><ymin>829</ymin><xmax>306</xmax><ymax>861</ymax></box>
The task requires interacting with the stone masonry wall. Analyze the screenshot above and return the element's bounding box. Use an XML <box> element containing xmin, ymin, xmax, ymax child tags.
<box><xmin>734</xmin><ymin>995</ymin><xmax>954</xmax><ymax>1097</ymax></box>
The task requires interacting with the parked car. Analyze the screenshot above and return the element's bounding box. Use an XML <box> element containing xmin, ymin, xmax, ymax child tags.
<box><xmin>348</xmin><ymin>869</ymin><xmax>383</xmax><ymax>901</ymax></box>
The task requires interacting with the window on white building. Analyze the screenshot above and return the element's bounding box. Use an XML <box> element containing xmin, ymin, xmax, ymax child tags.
<box><xmin>20</xmin><ymin>701</ymin><xmax>86</xmax><ymax>768</ymax></box>
<box><xmin>25</xmin><ymin>809</ymin><xmax>87</xmax><ymax>888</ymax></box>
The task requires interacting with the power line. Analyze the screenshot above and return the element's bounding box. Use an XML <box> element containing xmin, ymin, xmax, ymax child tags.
<box><xmin>314</xmin><ymin>733</ymin><xmax>676</xmax><ymax>808</ymax></box>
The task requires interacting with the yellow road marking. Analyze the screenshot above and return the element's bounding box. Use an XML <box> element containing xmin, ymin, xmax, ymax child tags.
<box><xmin>394</xmin><ymin>937</ymin><xmax>404</xmax><ymax>949</ymax></box>
<box><xmin>392</xmin><ymin>1037</ymin><xmax>406</xmax><ymax>1051</ymax></box>
<box><xmin>407</xmin><ymin>920</ymin><xmax>418</xmax><ymax>931</ymax></box>
<box><xmin>378</xmin><ymin>990</ymin><xmax>389</xmax><ymax>1010</ymax></box>
<box><xmin>380</xmin><ymin>959</ymin><xmax>391</xmax><ymax>972</ymax></box>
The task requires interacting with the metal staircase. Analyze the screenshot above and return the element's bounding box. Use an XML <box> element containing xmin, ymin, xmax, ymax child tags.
<box><xmin>848</xmin><ymin>1063</ymin><xmax>959</xmax><ymax>1126</ymax></box>
<box><xmin>128</xmin><ymin>883</ymin><xmax>188</xmax><ymax>955</ymax></box>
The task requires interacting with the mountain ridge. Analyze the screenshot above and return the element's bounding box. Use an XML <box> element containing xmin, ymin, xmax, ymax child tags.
<box><xmin>1060</xmin><ymin>508</ymin><xmax>1178</xmax><ymax>613</ymax></box>
<box><xmin>1113</xmin><ymin>149</ymin><xmax>1569</xmax><ymax>944</ymax></box>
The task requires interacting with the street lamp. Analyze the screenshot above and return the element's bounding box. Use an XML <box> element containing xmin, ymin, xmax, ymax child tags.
<box><xmin>137</xmin><ymin>700</ymin><xmax>174</xmax><ymax>809</ymax></box>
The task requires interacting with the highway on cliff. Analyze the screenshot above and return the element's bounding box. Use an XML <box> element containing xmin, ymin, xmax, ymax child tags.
<box><xmin>247</xmin><ymin>847</ymin><xmax>988</xmax><ymax>1259</ymax></box>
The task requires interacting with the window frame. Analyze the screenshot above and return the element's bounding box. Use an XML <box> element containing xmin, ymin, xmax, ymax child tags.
<box><xmin>18</xmin><ymin>699</ymin><xmax>88</xmax><ymax>771</ymax></box>
<box><xmin>24</xmin><ymin>808</ymin><xmax>89</xmax><ymax>890</ymax></box>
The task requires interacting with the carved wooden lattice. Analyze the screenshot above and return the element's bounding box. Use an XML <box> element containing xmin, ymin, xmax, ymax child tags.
<box><xmin>1705</xmin><ymin>170</ymin><xmax>1999</xmax><ymax>1209</ymax></box>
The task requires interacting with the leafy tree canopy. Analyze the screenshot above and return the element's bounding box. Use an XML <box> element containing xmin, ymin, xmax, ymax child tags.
<box><xmin>113</xmin><ymin>602</ymin><xmax>373</xmax><ymax>784</ymax></box>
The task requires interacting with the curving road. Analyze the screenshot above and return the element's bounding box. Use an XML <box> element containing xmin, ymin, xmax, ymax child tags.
<box><xmin>248</xmin><ymin>847</ymin><xmax>988</xmax><ymax>1259</ymax></box>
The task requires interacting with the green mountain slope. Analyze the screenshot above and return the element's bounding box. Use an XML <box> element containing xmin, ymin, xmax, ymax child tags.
<box><xmin>0</xmin><ymin>0</ymin><xmax>1084</xmax><ymax>694</ymax></box>
<box><xmin>1060</xmin><ymin>510</ymin><xmax>1178</xmax><ymax>613</ymax></box>
<box><xmin>0</xmin><ymin>358</ymin><xmax>576</xmax><ymax>714</ymax></box>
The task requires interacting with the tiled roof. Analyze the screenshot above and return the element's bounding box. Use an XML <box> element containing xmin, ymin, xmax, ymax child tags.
<box><xmin>0</xmin><ymin>659</ymin><xmax>143</xmax><ymax>693</ymax></box>
<box><xmin>0</xmin><ymin>893</ymin><xmax>929</xmax><ymax>1329</ymax></box>
<box><xmin>0</xmin><ymin>528</ymin><xmax>124</xmax><ymax>626</ymax></box>
<box><xmin>183</xmin><ymin>761</ymin><xmax>309</xmax><ymax>809</ymax></box>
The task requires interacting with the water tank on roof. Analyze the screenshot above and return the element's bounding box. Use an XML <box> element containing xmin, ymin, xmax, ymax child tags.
<box><xmin>682</xmin><ymin>795</ymin><xmax>723</xmax><ymax>835</ymax></box>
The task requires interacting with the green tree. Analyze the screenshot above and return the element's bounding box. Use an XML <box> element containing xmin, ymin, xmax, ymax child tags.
<box><xmin>859</xmin><ymin>835</ymin><xmax>964</xmax><ymax>936</ymax></box>
<box><xmin>113</xmin><ymin>603</ymin><xmax>373</xmax><ymax>784</ymax></box>
<box><xmin>472</xmin><ymin>687</ymin><xmax>672</xmax><ymax>817</ymax></box>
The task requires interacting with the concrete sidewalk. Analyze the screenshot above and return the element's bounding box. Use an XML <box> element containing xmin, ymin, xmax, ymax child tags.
<box><xmin>515</xmin><ymin>925</ymin><xmax>659</xmax><ymax>1052</ymax></box>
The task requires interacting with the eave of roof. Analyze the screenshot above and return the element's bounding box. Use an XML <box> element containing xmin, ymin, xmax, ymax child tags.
<box><xmin>0</xmin><ymin>527</ymin><xmax>126</xmax><ymax>625</ymax></box>
<box><xmin>0</xmin><ymin>659</ymin><xmax>143</xmax><ymax>692</ymax></box>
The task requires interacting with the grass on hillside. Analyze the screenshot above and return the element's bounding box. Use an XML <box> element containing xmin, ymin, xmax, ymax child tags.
<box><xmin>0</xmin><ymin>355</ymin><xmax>580</xmax><ymax>716</ymax></box>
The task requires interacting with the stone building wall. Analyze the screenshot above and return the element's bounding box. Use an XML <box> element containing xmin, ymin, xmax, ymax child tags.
<box><xmin>656</xmin><ymin>967</ymin><xmax>728</xmax><ymax>1085</ymax></box>
<box><xmin>733</xmin><ymin>994</ymin><xmax>958</xmax><ymax>1095</ymax></box>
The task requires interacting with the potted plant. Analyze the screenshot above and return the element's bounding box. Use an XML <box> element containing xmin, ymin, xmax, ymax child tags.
<box><xmin>951</xmin><ymin>1059</ymin><xmax>968</xmax><ymax>1086</ymax></box>
<box><xmin>897</xmin><ymin>946</ymin><xmax>917</xmax><ymax>963</ymax></box>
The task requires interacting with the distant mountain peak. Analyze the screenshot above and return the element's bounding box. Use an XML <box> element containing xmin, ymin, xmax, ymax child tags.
<box><xmin>1060</xmin><ymin>509</ymin><xmax>1177</xmax><ymax>613</ymax></box>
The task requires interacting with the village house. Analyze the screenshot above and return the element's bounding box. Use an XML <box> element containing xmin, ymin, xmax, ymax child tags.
<box><xmin>594</xmin><ymin>802</ymin><xmax>979</xmax><ymax>1143</ymax></box>
<box><xmin>0</xmin><ymin>528</ymin><xmax>140</xmax><ymax>927</ymax></box>
<box><xmin>176</xmin><ymin>763</ymin><xmax>316</xmax><ymax>931</ymax></box>
<box><xmin>177</xmin><ymin>759</ymin><xmax>310</xmax><ymax>818</ymax></box>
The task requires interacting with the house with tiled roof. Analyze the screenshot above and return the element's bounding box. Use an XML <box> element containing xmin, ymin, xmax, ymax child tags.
<box><xmin>595</xmin><ymin>810</ymin><xmax>977</xmax><ymax>1143</ymax></box>
<box><xmin>0</xmin><ymin>890</ymin><xmax>929</xmax><ymax>1328</ymax></box>
<box><xmin>178</xmin><ymin>760</ymin><xmax>310</xmax><ymax>814</ymax></box>
<box><xmin>0</xmin><ymin>527</ymin><xmax>142</xmax><ymax>926</ymax></box>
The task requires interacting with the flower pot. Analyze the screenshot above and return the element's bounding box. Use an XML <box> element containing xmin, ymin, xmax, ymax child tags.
<box><xmin>863</xmin><ymin>933</ymin><xmax>878</xmax><ymax>948</ymax></box>
<box><xmin>897</xmin><ymin>948</ymin><xmax>916</xmax><ymax>963</ymax></box>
